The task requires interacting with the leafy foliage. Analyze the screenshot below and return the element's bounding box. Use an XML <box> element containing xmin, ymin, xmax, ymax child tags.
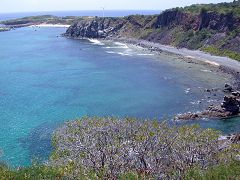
<box><xmin>202</xmin><ymin>46</ymin><xmax>240</xmax><ymax>61</ymax></box>
<box><xmin>0</xmin><ymin>163</ymin><xmax>64</xmax><ymax>179</ymax></box>
<box><xmin>182</xmin><ymin>0</ymin><xmax>240</xmax><ymax>17</ymax></box>
<box><xmin>50</xmin><ymin>117</ymin><xmax>240</xmax><ymax>179</ymax></box>
<box><xmin>184</xmin><ymin>160</ymin><xmax>240</xmax><ymax>179</ymax></box>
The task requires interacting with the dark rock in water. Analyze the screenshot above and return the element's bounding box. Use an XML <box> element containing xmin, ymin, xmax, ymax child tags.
<box><xmin>206</xmin><ymin>89</ymin><xmax>211</xmax><ymax>92</ymax></box>
<box><xmin>175</xmin><ymin>113</ymin><xmax>199</xmax><ymax>120</ymax></box>
<box><xmin>232</xmin><ymin>91</ymin><xmax>240</xmax><ymax>97</ymax></box>
<box><xmin>204</xmin><ymin>105</ymin><xmax>235</xmax><ymax>117</ymax></box>
<box><xmin>175</xmin><ymin>105</ymin><xmax>234</xmax><ymax>120</ymax></box>
<box><xmin>221</xmin><ymin>95</ymin><xmax>239</xmax><ymax>114</ymax></box>
<box><xmin>175</xmin><ymin>84</ymin><xmax>240</xmax><ymax>120</ymax></box>
<box><xmin>223</xmin><ymin>83</ymin><xmax>233</xmax><ymax>92</ymax></box>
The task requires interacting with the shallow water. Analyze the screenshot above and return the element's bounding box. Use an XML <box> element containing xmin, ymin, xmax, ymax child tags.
<box><xmin>0</xmin><ymin>27</ymin><xmax>239</xmax><ymax>167</ymax></box>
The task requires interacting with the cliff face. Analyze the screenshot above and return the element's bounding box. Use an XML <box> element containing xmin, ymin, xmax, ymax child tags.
<box><xmin>153</xmin><ymin>9</ymin><xmax>240</xmax><ymax>32</ymax></box>
<box><xmin>64</xmin><ymin>2</ymin><xmax>240</xmax><ymax>60</ymax></box>
<box><xmin>65</xmin><ymin>18</ymin><xmax>125</xmax><ymax>38</ymax></box>
<box><xmin>65</xmin><ymin>15</ymin><xmax>157</xmax><ymax>39</ymax></box>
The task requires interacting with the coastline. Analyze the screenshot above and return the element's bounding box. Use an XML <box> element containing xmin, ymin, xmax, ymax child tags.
<box><xmin>29</xmin><ymin>23</ymin><xmax>71</xmax><ymax>28</ymax></box>
<box><xmin>64</xmin><ymin>34</ymin><xmax>240</xmax><ymax>89</ymax></box>
<box><xmin>114</xmin><ymin>38</ymin><xmax>240</xmax><ymax>72</ymax></box>
<box><xmin>106</xmin><ymin>37</ymin><xmax>240</xmax><ymax>89</ymax></box>
<box><xmin>98</xmin><ymin>37</ymin><xmax>240</xmax><ymax>120</ymax></box>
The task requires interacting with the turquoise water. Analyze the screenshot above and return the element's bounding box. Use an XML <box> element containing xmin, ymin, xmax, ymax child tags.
<box><xmin>0</xmin><ymin>27</ymin><xmax>239</xmax><ymax>167</ymax></box>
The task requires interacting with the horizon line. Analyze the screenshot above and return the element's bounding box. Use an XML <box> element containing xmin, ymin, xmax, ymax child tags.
<box><xmin>0</xmin><ymin>9</ymin><xmax>163</xmax><ymax>14</ymax></box>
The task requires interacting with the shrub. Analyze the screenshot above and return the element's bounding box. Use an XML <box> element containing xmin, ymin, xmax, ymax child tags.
<box><xmin>51</xmin><ymin>117</ymin><xmax>239</xmax><ymax>179</ymax></box>
<box><xmin>202</xmin><ymin>46</ymin><xmax>240</xmax><ymax>61</ymax></box>
<box><xmin>0</xmin><ymin>164</ymin><xmax>64</xmax><ymax>179</ymax></box>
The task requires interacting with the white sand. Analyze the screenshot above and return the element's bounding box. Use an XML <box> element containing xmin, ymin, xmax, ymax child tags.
<box><xmin>30</xmin><ymin>24</ymin><xmax>70</xmax><ymax>28</ymax></box>
<box><xmin>125</xmin><ymin>39</ymin><xmax>240</xmax><ymax>71</ymax></box>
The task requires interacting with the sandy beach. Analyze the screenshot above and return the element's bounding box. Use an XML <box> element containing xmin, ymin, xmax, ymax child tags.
<box><xmin>30</xmin><ymin>24</ymin><xmax>71</xmax><ymax>28</ymax></box>
<box><xmin>115</xmin><ymin>38</ymin><xmax>240</xmax><ymax>73</ymax></box>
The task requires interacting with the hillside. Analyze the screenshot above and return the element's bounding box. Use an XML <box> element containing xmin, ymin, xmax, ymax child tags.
<box><xmin>64</xmin><ymin>1</ymin><xmax>240</xmax><ymax>60</ymax></box>
<box><xmin>0</xmin><ymin>15</ymin><xmax>86</xmax><ymax>28</ymax></box>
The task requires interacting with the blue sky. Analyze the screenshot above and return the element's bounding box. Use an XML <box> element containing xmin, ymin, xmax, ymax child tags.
<box><xmin>0</xmin><ymin>0</ymin><xmax>233</xmax><ymax>13</ymax></box>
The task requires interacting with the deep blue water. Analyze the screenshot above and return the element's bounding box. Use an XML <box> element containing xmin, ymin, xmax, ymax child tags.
<box><xmin>0</xmin><ymin>10</ymin><xmax>161</xmax><ymax>21</ymax></box>
<box><xmin>0</xmin><ymin>27</ymin><xmax>239</xmax><ymax>167</ymax></box>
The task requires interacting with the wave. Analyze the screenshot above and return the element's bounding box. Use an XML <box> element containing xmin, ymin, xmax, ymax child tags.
<box><xmin>105</xmin><ymin>51</ymin><xmax>132</xmax><ymax>56</ymax></box>
<box><xmin>106</xmin><ymin>51</ymin><xmax>116</xmax><ymax>54</ymax></box>
<box><xmin>137</xmin><ymin>53</ymin><xmax>154</xmax><ymax>56</ymax></box>
<box><xmin>201</xmin><ymin>69</ymin><xmax>212</xmax><ymax>72</ymax></box>
<box><xmin>104</xmin><ymin>46</ymin><xmax>129</xmax><ymax>49</ymax></box>
<box><xmin>118</xmin><ymin>52</ymin><xmax>132</xmax><ymax>56</ymax></box>
<box><xmin>190</xmin><ymin>100</ymin><xmax>202</xmax><ymax>105</ymax></box>
<box><xmin>88</xmin><ymin>38</ymin><xmax>105</xmax><ymax>45</ymax></box>
<box><xmin>185</xmin><ymin>88</ymin><xmax>191</xmax><ymax>94</ymax></box>
<box><xmin>114</xmin><ymin>42</ymin><xmax>129</xmax><ymax>49</ymax></box>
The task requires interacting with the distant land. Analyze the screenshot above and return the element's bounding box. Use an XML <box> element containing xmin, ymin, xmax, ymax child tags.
<box><xmin>0</xmin><ymin>10</ymin><xmax>161</xmax><ymax>21</ymax></box>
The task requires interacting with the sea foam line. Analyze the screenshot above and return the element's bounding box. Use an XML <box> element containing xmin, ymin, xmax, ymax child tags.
<box><xmin>88</xmin><ymin>38</ymin><xmax>105</xmax><ymax>45</ymax></box>
<box><xmin>137</xmin><ymin>53</ymin><xmax>155</xmax><ymax>56</ymax></box>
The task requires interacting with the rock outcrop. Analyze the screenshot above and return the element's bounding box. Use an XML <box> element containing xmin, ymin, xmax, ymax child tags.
<box><xmin>65</xmin><ymin>17</ymin><xmax>125</xmax><ymax>38</ymax></box>
<box><xmin>176</xmin><ymin>88</ymin><xmax>240</xmax><ymax>120</ymax></box>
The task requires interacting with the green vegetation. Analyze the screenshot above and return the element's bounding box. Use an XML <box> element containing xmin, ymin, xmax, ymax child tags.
<box><xmin>140</xmin><ymin>1</ymin><xmax>240</xmax><ymax>60</ymax></box>
<box><xmin>51</xmin><ymin>117</ymin><xmax>239</xmax><ymax>179</ymax></box>
<box><xmin>0</xmin><ymin>163</ymin><xmax>64</xmax><ymax>179</ymax></box>
<box><xmin>184</xmin><ymin>160</ymin><xmax>240</xmax><ymax>179</ymax></box>
<box><xmin>202</xmin><ymin>46</ymin><xmax>240</xmax><ymax>61</ymax></box>
<box><xmin>0</xmin><ymin>15</ymin><xmax>85</xmax><ymax>26</ymax></box>
<box><xmin>0</xmin><ymin>160</ymin><xmax>239</xmax><ymax>179</ymax></box>
<box><xmin>0</xmin><ymin>117</ymin><xmax>239</xmax><ymax>179</ymax></box>
<box><xmin>0</xmin><ymin>27</ymin><xmax>10</xmax><ymax>32</ymax></box>
<box><xmin>182</xmin><ymin>0</ymin><xmax>240</xmax><ymax>17</ymax></box>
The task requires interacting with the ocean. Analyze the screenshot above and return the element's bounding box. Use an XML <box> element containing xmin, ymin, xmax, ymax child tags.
<box><xmin>0</xmin><ymin>10</ymin><xmax>161</xmax><ymax>21</ymax></box>
<box><xmin>0</xmin><ymin>26</ymin><xmax>239</xmax><ymax>167</ymax></box>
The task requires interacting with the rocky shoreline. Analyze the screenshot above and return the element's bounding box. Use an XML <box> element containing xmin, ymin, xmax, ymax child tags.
<box><xmin>175</xmin><ymin>85</ymin><xmax>240</xmax><ymax>120</ymax></box>
<box><xmin>112</xmin><ymin>38</ymin><xmax>240</xmax><ymax>120</ymax></box>
<box><xmin>105</xmin><ymin>37</ymin><xmax>240</xmax><ymax>120</ymax></box>
<box><xmin>63</xmin><ymin>33</ymin><xmax>240</xmax><ymax>121</ymax></box>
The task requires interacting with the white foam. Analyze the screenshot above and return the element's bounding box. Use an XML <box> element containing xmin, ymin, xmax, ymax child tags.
<box><xmin>118</xmin><ymin>52</ymin><xmax>132</xmax><ymax>56</ymax></box>
<box><xmin>88</xmin><ymin>38</ymin><xmax>105</xmax><ymax>45</ymax></box>
<box><xmin>114</xmin><ymin>42</ymin><xmax>129</xmax><ymax>49</ymax></box>
<box><xmin>190</xmin><ymin>100</ymin><xmax>201</xmax><ymax>105</ymax></box>
<box><xmin>114</xmin><ymin>42</ymin><xmax>126</xmax><ymax>46</ymax></box>
<box><xmin>185</xmin><ymin>88</ymin><xmax>191</xmax><ymax>94</ymax></box>
<box><xmin>204</xmin><ymin>60</ymin><xmax>220</xmax><ymax>66</ymax></box>
<box><xmin>137</xmin><ymin>53</ymin><xmax>154</xmax><ymax>56</ymax></box>
<box><xmin>106</xmin><ymin>51</ymin><xmax>116</xmax><ymax>54</ymax></box>
<box><xmin>104</xmin><ymin>46</ymin><xmax>128</xmax><ymax>49</ymax></box>
<box><xmin>201</xmin><ymin>69</ymin><xmax>212</xmax><ymax>72</ymax></box>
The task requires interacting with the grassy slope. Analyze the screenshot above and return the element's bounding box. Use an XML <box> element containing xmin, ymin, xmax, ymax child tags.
<box><xmin>138</xmin><ymin>1</ymin><xmax>240</xmax><ymax>61</ymax></box>
<box><xmin>0</xmin><ymin>162</ymin><xmax>240</xmax><ymax>179</ymax></box>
